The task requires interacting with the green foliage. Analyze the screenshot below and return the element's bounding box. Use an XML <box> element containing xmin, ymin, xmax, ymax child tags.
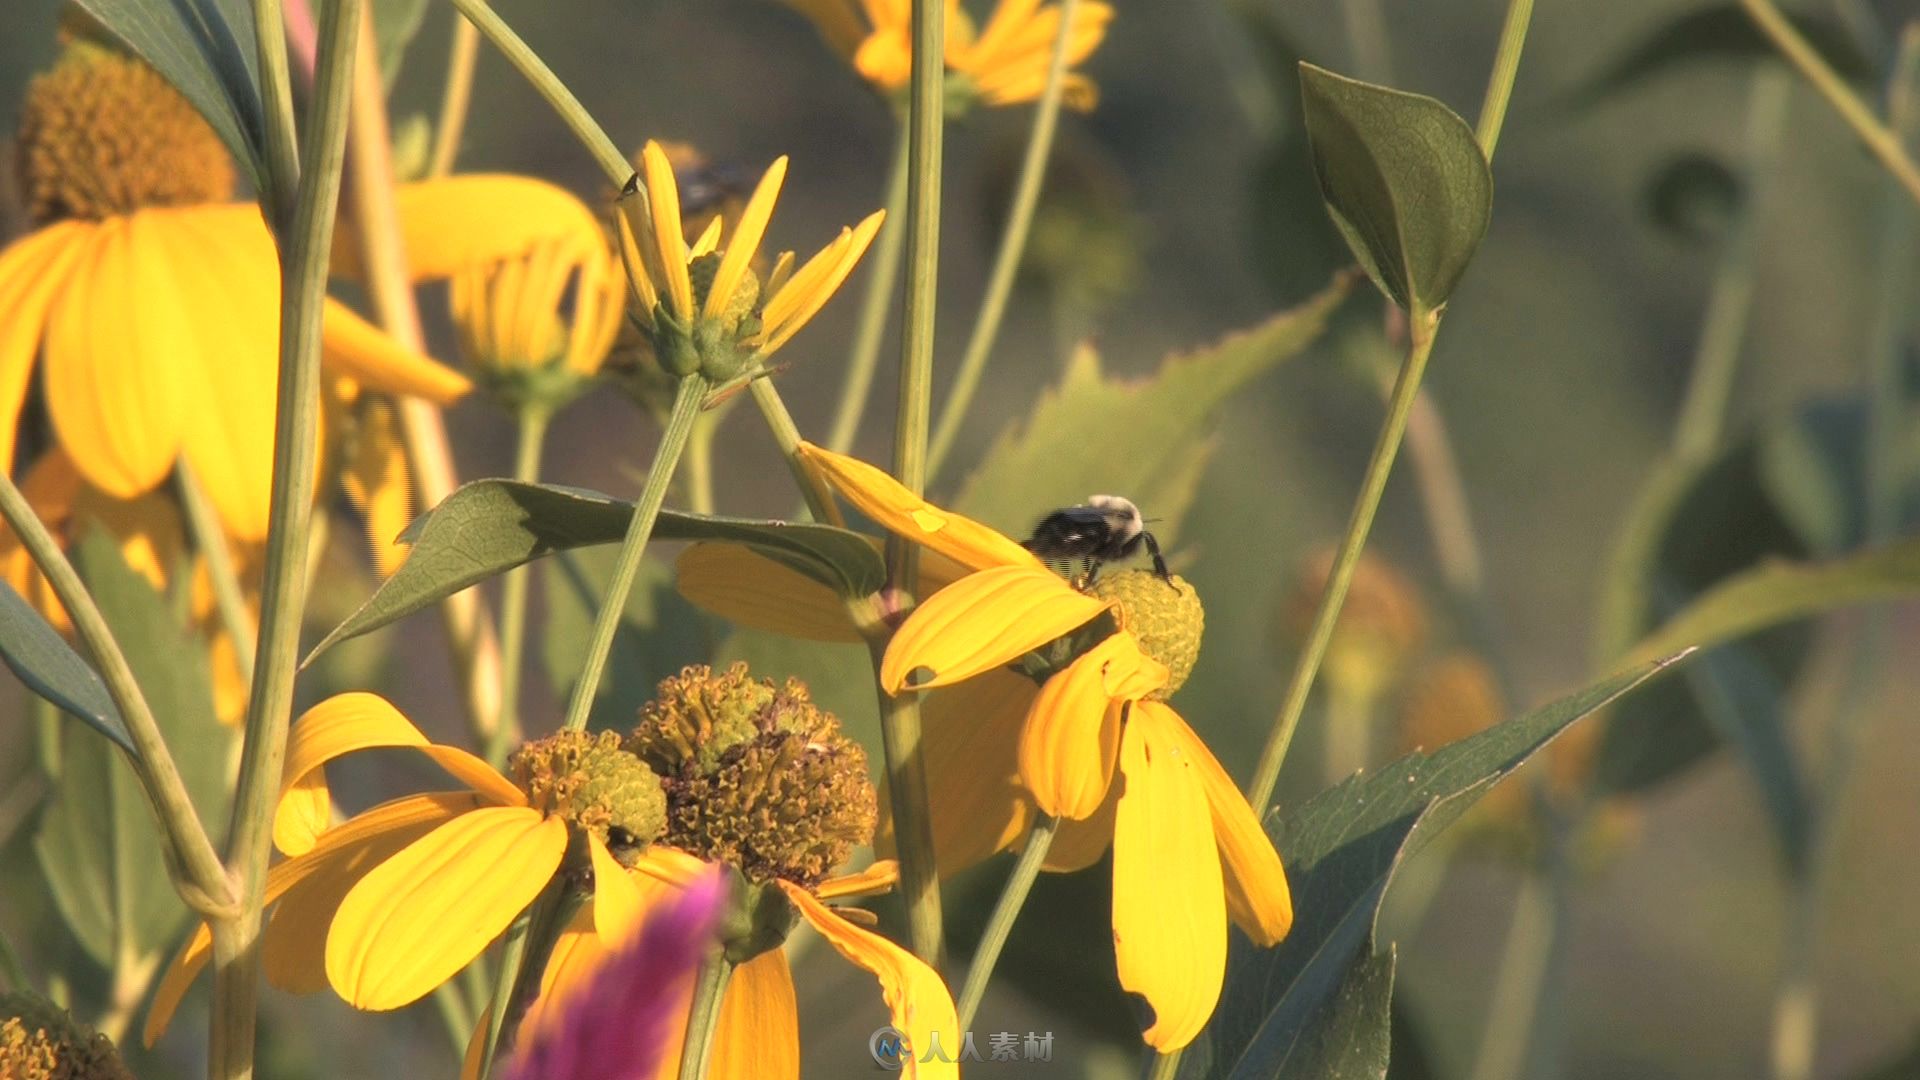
<box><xmin>1180</xmin><ymin>658</ymin><xmax>1681</xmax><ymax>1079</ymax></box>
<box><xmin>952</xmin><ymin>273</ymin><xmax>1352</xmax><ymax>538</ymax></box>
<box><xmin>72</xmin><ymin>0</ymin><xmax>266</xmax><ymax>191</ymax></box>
<box><xmin>372</xmin><ymin>0</ymin><xmax>432</xmax><ymax>86</ymax></box>
<box><xmin>1297</xmin><ymin>64</ymin><xmax>1492</xmax><ymax>315</ymax></box>
<box><xmin>0</xmin><ymin>583</ymin><xmax>131</xmax><ymax>755</ymax></box>
<box><xmin>32</xmin><ymin>529</ymin><xmax>232</xmax><ymax>972</ymax></box>
<box><xmin>307</xmin><ymin>480</ymin><xmax>886</xmax><ymax>660</ymax></box>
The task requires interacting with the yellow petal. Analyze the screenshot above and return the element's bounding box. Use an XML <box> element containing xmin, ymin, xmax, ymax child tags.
<box><xmin>44</xmin><ymin>217</ymin><xmax>185</xmax><ymax>501</ymax></box>
<box><xmin>641</xmin><ymin>142</ymin><xmax>695</xmax><ymax>319</ymax></box>
<box><xmin>819</xmin><ymin>860</ymin><xmax>900</xmax><ymax>900</ymax></box>
<box><xmin>337</xmin><ymin>174</ymin><xmax>605</xmax><ymax>281</ymax></box>
<box><xmin>1019</xmin><ymin>633</ymin><xmax>1167</xmax><ymax>818</ymax></box>
<box><xmin>781</xmin><ymin>0</ymin><xmax>869</xmax><ymax>58</ymax></box>
<box><xmin>796</xmin><ymin>443</ymin><xmax>1041</xmax><ymax>572</ymax></box>
<box><xmin>0</xmin><ymin>222</ymin><xmax>91</xmax><ymax>475</ymax></box>
<box><xmin>755</xmin><ymin>210</ymin><xmax>884</xmax><ymax>357</ymax></box>
<box><xmin>709</xmin><ymin>950</ymin><xmax>799</xmax><ymax>1080</ymax></box>
<box><xmin>688</xmin><ymin>215</ymin><xmax>724</xmax><ymax>259</ymax></box>
<box><xmin>275</xmin><ymin>692</ymin><xmax>525</xmax><ymax>857</ymax></box>
<box><xmin>853</xmin><ymin>26</ymin><xmax>915</xmax><ymax>89</ymax></box>
<box><xmin>780</xmin><ymin>882</ymin><xmax>960</xmax><ymax>1080</ymax></box>
<box><xmin>881</xmin><ymin>564</ymin><xmax>1106</xmax><ymax>692</ymax></box>
<box><xmin>339</xmin><ymin>398</ymin><xmax>414</xmax><ymax>577</ymax></box>
<box><xmin>675</xmin><ymin>542</ymin><xmax>863</xmax><ymax>643</ymax></box>
<box><xmin>1042</xmin><ymin>776</ymin><xmax>1117</xmax><ymax>872</ymax></box>
<box><xmin>615</xmin><ymin>208</ymin><xmax>660</xmax><ymax>316</ymax></box>
<box><xmin>877</xmin><ymin>670</ymin><xmax>1036</xmax><ymax>876</ymax></box>
<box><xmin>322</xmin><ymin>299</ymin><xmax>472</xmax><ymax>403</ymax></box>
<box><xmin>327</xmin><ymin>806</ymin><xmax>568</xmax><ymax>1009</ymax></box>
<box><xmin>1112</xmin><ymin>705</ymin><xmax>1227</xmax><ymax>1051</ymax></box>
<box><xmin>1157</xmin><ymin>704</ymin><xmax>1292</xmax><ymax>946</ymax></box>
<box><xmin>590</xmin><ymin>833</ymin><xmax>643</xmax><ymax>939</ymax></box>
<box><xmin>703</xmin><ymin>157</ymin><xmax>786</xmax><ymax>322</ymax></box>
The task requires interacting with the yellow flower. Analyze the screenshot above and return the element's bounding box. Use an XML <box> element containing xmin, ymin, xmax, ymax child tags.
<box><xmin>144</xmin><ymin>693</ymin><xmax>668</xmax><ymax>1042</ymax></box>
<box><xmin>2</xmin><ymin>41</ymin><xmax>471</xmax><ymax>543</ymax></box>
<box><xmin>674</xmin><ymin>443</ymin><xmax>1293</xmax><ymax>1050</ymax></box>
<box><xmin>616</xmin><ymin>141</ymin><xmax>884</xmax><ymax>383</ymax></box>
<box><xmin>781</xmin><ymin>0</ymin><xmax>1114</xmax><ymax>109</ymax></box>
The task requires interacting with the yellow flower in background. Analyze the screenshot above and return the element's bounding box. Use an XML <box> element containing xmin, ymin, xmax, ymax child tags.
<box><xmin>1</xmin><ymin>40</ymin><xmax>472</xmax><ymax>542</ymax></box>
<box><xmin>780</xmin><ymin>0</ymin><xmax>1114</xmax><ymax>109</ymax></box>
<box><xmin>144</xmin><ymin>693</ymin><xmax>670</xmax><ymax>1041</ymax></box>
<box><xmin>616</xmin><ymin>141</ymin><xmax>884</xmax><ymax>382</ymax></box>
<box><xmin>675</xmin><ymin>444</ymin><xmax>1292</xmax><ymax>1050</ymax></box>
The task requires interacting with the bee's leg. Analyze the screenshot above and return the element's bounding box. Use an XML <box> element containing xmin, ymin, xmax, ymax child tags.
<box><xmin>1142</xmin><ymin>532</ymin><xmax>1177</xmax><ymax>590</ymax></box>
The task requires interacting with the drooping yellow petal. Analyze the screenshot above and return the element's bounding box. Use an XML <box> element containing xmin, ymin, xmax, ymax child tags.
<box><xmin>853</xmin><ymin>26</ymin><xmax>915</xmax><ymax>90</ymax></box>
<box><xmin>615</xmin><ymin>209</ymin><xmax>660</xmax><ymax>316</ymax></box>
<box><xmin>0</xmin><ymin>221</ymin><xmax>92</xmax><ymax>475</ymax></box>
<box><xmin>780</xmin><ymin>882</ymin><xmax>960</xmax><ymax>1080</ymax></box>
<box><xmin>1020</xmin><ymin>644</ymin><xmax>1132</xmax><ymax>818</ymax></box>
<box><xmin>881</xmin><ymin>564</ymin><xmax>1107</xmax><ymax>691</ymax></box>
<box><xmin>709</xmin><ymin>950</ymin><xmax>799</xmax><ymax>1080</ymax></box>
<box><xmin>675</xmin><ymin>542</ymin><xmax>863</xmax><ymax>643</ymax></box>
<box><xmin>322</xmin><ymin>299</ymin><xmax>473</xmax><ymax>403</ymax></box>
<box><xmin>796</xmin><ymin>442</ymin><xmax>1041</xmax><ymax>572</ymax></box>
<box><xmin>755</xmin><ymin>210</ymin><xmax>884</xmax><ymax>357</ymax></box>
<box><xmin>703</xmin><ymin>157</ymin><xmax>786</xmax><ymax>321</ymax></box>
<box><xmin>1042</xmin><ymin>774</ymin><xmax>1117</xmax><ymax>872</ymax></box>
<box><xmin>818</xmin><ymin>859</ymin><xmax>900</xmax><ymax>900</ymax></box>
<box><xmin>1158</xmin><ymin>703</ymin><xmax>1292</xmax><ymax>946</ymax></box>
<box><xmin>327</xmin><ymin>806</ymin><xmax>568</xmax><ymax>1010</ymax></box>
<box><xmin>1112</xmin><ymin>705</ymin><xmax>1227</xmax><ymax>1051</ymax></box>
<box><xmin>641</xmin><ymin>142</ymin><xmax>695</xmax><ymax>319</ymax></box>
<box><xmin>879</xmin><ymin>669</ymin><xmax>1037</xmax><ymax>875</ymax></box>
<box><xmin>781</xmin><ymin>0</ymin><xmax>869</xmax><ymax>58</ymax></box>
<box><xmin>590</xmin><ymin>833</ymin><xmax>643</xmax><ymax>939</ymax></box>
<box><xmin>339</xmin><ymin>398</ymin><xmax>413</xmax><ymax>577</ymax></box>
<box><xmin>275</xmin><ymin>692</ymin><xmax>525</xmax><ymax>857</ymax></box>
<box><xmin>335</xmin><ymin>174</ymin><xmax>605</xmax><ymax>281</ymax></box>
<box><xmin>44</xmin><ymin>217</ymin><xmax>185</xmax><ymax>501</ymax></box>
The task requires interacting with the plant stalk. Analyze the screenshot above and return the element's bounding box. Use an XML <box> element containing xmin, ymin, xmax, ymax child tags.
<box><xmin>427</xmin><ymin>13</ymin><xmax>482</xmax><ymax>177</ymax></box>
<box><xmin>490</xmin><ymin>404</ymin><xmax>551</xmax><ymax>762</ymax></box>
<box><xmin>175</xmin><ymin>463</ymin><xmax>258</xmax><ymax>681</ymax></box>
<box><xmin>252</xmin><ymin>0</ymin><xmax>302</xmax><ymax>222</ymax></box>
<box><xmin>826</xmin><ymin>123</ymin><xmax>911</xmax><ymax>455</ymax></box>
<box><xmin>676</xmin><ymin>954</ymin><xmax>733</xmax><ymax>1080</ymax></box>
<box><xmin>1474</xmin><ymin>0</ymin><xmax>1535</xmax><ymax>158</ymax></box>
<box><xmin>956</xmin><ymin>815</ymin><xmax>1058</xmax><ymax>1029</ymax></box>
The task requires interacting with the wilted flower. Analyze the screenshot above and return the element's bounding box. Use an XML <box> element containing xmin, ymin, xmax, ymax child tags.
<box><xmin>0</xmin><ymin>991</ymin><xmax>132</xmax><ymax>1080</ymax></box>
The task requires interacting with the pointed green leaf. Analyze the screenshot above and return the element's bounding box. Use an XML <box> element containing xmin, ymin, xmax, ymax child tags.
<box><xmin>306</xmin><ymin>481</ymin><xmax>886</xmax><ymax>661</ymax></box>
<box><xmin>0</xmin><ymin>582</ymin><xmax>132</xmax><ymax>755</ymax></box>
<box><xmin>1298</xmin><ymin>63</ymin><xmax>1492</xmax><ymax>314</ymax></box>
<box><xmin>1185</xmin><ymin>657</ymin><xmax>1683</xmax><ymax>1079</ymax></box>
<box><xmin>73</xmin><ymin>0</ymin><xmax>267</xmax><ymax>190</ymax></box>
<box><xmin>953</xmin><ymin>272</ymin><xmax>1352</xmax><ymax>539</ymax></box>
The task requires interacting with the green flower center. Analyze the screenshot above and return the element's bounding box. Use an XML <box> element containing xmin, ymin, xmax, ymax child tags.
<box><xmin>16</xmin><ymin>42</ymin><xmax>235</xmax><ymax>225</ymax></box>
<box><xmin>1088</xmin><ymin>569</ymin><xmax>1205</xmax><ymax>698</ymax></box>
<box><xmin>508</xmin><ymin>730</ymin><xmax>667</xmax><ymax>853</ymax></box>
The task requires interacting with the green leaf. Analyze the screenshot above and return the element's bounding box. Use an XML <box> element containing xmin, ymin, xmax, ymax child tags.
<box><xmin>1184</xmin><ymin>657</ymin><xmax>1682</xmax><ymax>1079</ymax></box>
<box><xmin>372</xmin><ymin>0</ymin><xmax>433</xmax><ymax>86</ymax></box>
<box><xmin>0</xmin><ymin>582</ymin><xmax>132</xmax><ymax>755</ymax></box>
<box><xmin>73</xmin><ymin>0</ymin><xmax>267</xmax><ymax>191</ymax></box>
<box><xmin>1566</xmin><ymin>5</ymin><xmax>1873</xmax><ymax>109</ymax></box>
<box><xmin>953</xmin><ymin>273</ymin><xmax>1352</xmax><ymax>540</ymax></box>
<box><xmin>307</xmin><ymin>481</ymin><xmax>886</xmax><ymax>661</ymax></box>
<box><xmin>1297</xmin><ymin>63</ymin><xmax>1492</xmax><ymax>314</ymax></box>
<box><xmin>33</xmin><ymin>529</ymin><xmax>233</xmax><ymax>970</ymax></box>
<box><xmin>540</xmin><ymin>549</ymin><xmax>710</xmax><ymax>731</ymax></box>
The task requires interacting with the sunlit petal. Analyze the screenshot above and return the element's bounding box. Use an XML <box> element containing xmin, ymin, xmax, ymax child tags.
<box><xmin>709</xmin><ymin>951</ymin><xmax>799</xmax><ymax>1080</ymax></box>
<box><xmin>590</xmin><ymin>833</ymin><xmax>643</xmax><ymax>940</ymax></box>
<box><xmin>1020</xmin><ymin>649</ymin><xmax>1129</xmax><ymax>819</ymax></box>
<box><xmin>755</xmin><ymin>210</ymin><xmax>883</xmax><ymax>356</ymax></box>
<box><xmin>878</xmin><ymin>670</ymin><xmax>1037</xmax><ymax>875</ymax></box>
<box><xmin>676</xmin><ymin>542</ymin><xmax>863</xmax><ymax>643</ymax></box>
<box><xmin>795</xmin><ymin>443</ymin><xmax>1041</xmax><ymax>572</ymax></box>
<box><xmin>338</xmin><ymin>174</ymin><xmax>604</xmax><ymax>281</ymax></box>
<box><xmin>339</xmin><ymin>398</ymin><xmax>413</xmax><ymax>577</ymax></box>
<box><xmin>0</xmin><ymin>221</ymin><xmax>92</xmax><ymax>474</ymax></box>
<box><xmin>881</xmin><ymin>564</ymin><xmax>1107</xmax><ymax>691</ymax></box>
<box><xmin>818</xmin><ymin>860</ymin><xmax>900</xmax><ymax>900</ymax></box>
<box><xmin>641</xmin><ymin>142</ymin><xmax>695</xmax><ymax>319</ymax></box>
<box><xmin>1157</xmin><ymin>704</ymin><xmax>1292</xmax><ymax>945</ymax></box>
<box><xmin>704</xmin><ymin>157</ymin><xmax>786</xmax><ymax>321</ymax></box>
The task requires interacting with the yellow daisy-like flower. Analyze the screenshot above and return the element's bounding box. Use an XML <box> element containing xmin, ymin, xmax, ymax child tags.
<box><xmin>781</xmin><ymin>0</ymin><xmax>1114</xmax><ymax>110</ymax></box>
<box><xmin>144</xmin><ymin>692</ymin><xmax>668</xmax><ymax>1042</ymax></box>
<box><xmin>2</xmin><ymin>41</ymin><xmax>472</xmax><ymax>542</ymax></box>
<box><xmin>616</xmin><ymin>141</ymin><xmax>884</xmax><ymax>383</ymax></box>
<box><xmin>675</xmin><ymin>443</ymin><xmax>1293</xmax><ymax>1050</ymax></box>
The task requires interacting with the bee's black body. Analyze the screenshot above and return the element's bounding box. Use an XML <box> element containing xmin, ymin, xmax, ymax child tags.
<box><xmin>1022</xmin><ymin>495</ymin><xmax>1175</xmax><ymax>589</ymax></box>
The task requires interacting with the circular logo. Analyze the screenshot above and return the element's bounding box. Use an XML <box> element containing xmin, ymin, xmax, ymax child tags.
<box><xmin>869</xmin><ymin>1025</ymin><xmax>909</xmax><ymax>1071</ymax></box>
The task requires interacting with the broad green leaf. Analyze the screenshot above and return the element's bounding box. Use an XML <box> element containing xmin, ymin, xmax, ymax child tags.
<box><xmin>1184</xmin><ymin>657</ymin><xmax>1682</xmax><ymax>1079</ymax></box>
<box><xmin>953</xmin><ymin>273</ymin><xmax>1352</xmax><ymax>539</ymax></box>
<box><xmin>373</xmin><ymin>0</ymin><xmax>433</xmax><ymax>86</ymax></box>
<box><xmin>541</xmin><ymin>550</ymin><xmax>710</xmax><ymax>731</ymax></box>
<box><xmin>73</xmin><ymin>0</ymin><xmax>266</xmax><ymax>190</ymax></box>
<box><xmin>306</xmin><ymin>481</ymin><xmax>886</xmax><ymax>661</ymax></box>
<box><xmin>0</xmin><ymin>582</ymin><xmax>132</xmax><ymax>755</ymax></box>
<box><xmin>34</xmin><ymin>529</ymin><xmax>233</xmax><ymax>970</ymax></box>
<box><xmin>1297</xmin><ymin>64</ymin><xmax>1492</xmax><ymax>314</ymax></box>
<box><xmin>1565</xmin><ymin>5</ymin><xmax>1872</xmax><ymax>109</ymax></box>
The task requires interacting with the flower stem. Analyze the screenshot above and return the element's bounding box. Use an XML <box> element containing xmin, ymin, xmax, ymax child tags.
<box><xmin>684</xmin><ymin>413</ymin><xmax>718</xmax><ymax>517</ymax></box>
<box><xmin>1248</xmin><ymin>310</ymin><xmax>1439</xmax><ymax>814</ymax></box>
<box><xmin>427</xmin><ymin>13</ymin><xmax>482</xmax><ymax>177</ymax></box>
<box><xmin>252</xmin><ymin>0</ymin><xmax>302</xmax><ymax>221</ymax></box>
<box><xmin>956</xmin><ymin>815</ymin><xmax>1058</xmax><ymax>1029</ymax></box>
<box><xmin>926</xmin><ymin>0</ymin><xmax>1079</xmax><ymax>479</ymax></box>
<box><xmin>676</xmin><ymin>953</ymin><xmax>734</xmax><ymax>1080</ymax></box>
<box><xmin>477</xmin><ymin>906</ymin><xmax>535</xmax><ymax>1078</ymax></box>
<box><xmin>490</xmin><ymin>404</ymin><xmax>552</xmax><ymax>763</ymax></box>
<box><xmin>1147</xmin><ymin>1049</ymin><xmax>1181</xmax><ymax>1080</ymax></box>
<box><xmin>1739</xmin><ymin>0</ymin><xmax>1920</xmax><ymax>206</ymax></box>
<box><xmin>1473</xmin><ymin>0</ymin><xmax>1535</xmax><ymax>158</ymax></box>
<box><xmin>214</xmin><ymin>0</ymin><xmax>360</xmax><ymax>1074</ymax></box>
<box><xmin>826</xmin><ymin>121</ymin><xmax>911</xmax><ymax>455</ymax></box>
<box><xmin>750</xmin><ymin>380</ymin><xmax>844</xmax><ymax>526</ymax></box>
<box><xmin>1465</xmin><ymin>852</ymin><xmax>1568</xmax><ymax>1080</ymax></box>
<box><xmin>174</xmin><ymin>462</ymin><xmax>257</xmax><ymax>681</ymax></box>
<box><xmin>445</xmin><ymin>0</ymin><xmax>629</xmax><ymax>187</ymax></box>
<box><xmin>559</xmin><ymin>377</ymin><xmax>704</xmax><ymax>733</ymax></box>
<box><xmin>0</xmin><ymin>476</ymin><xmax>231</xmax><ymax>913</ymax></box>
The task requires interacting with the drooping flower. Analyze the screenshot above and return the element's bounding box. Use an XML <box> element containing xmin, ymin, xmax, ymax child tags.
<box><xmin>780</xmin><ymin>0</ymin><xmax>1114</xmax><ymax>110</ymax></box>
<box><xmin>615</xmin><ymin>141</ymin><xmax>884</xmax><ymax>384</ymax></box>
<box><xmin>674</xmin><ymin>443</ymin><xmax>1292</xmax><ymax>1050</ymax></box>
<box><xmin>2</xmin><ymin>38</ymin><xmax>471</xmax><ymax>542</ymax></box>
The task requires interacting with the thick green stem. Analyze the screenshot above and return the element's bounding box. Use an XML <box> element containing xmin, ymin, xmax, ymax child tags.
<box><xmin>252</xmin><ymin>0</ymin><xmax>302</xmax><ymax>221</ymax></box>
<box><xmin>750</xmin><ymin>380</ymin><xmax>843</xmax><ymax>526</ymax></box>
<box><xmin>213</xmin><ymin>1</ymin><xmax>361</xmax><ymax>1075</ymax></box>
<box><xmin>926</xmin><ymin>0</ymin><xmax>1078</xmax><ymax>479</ymax></box>
<box><xmin>827</xmin><ymin>124</ymin><xmax>911</xmax><ymax>455</ymax></box>
<box><xmin>427</xmin><ymin>14</ymin><xmax>481</xmax><ymax>177</ymax></box>
<box><xmin>559</xmin><ymin>378</ymin><xmax>703</xmax><ymax>732</ymax></box>
<box><xmin>1474</xmin><ymin>0</ymin><xmax>1535</xmax><ymax>158</ymax></box>
<box><xmin>684</xmin><ymin>414</ymin><xmax>718</xmax><ymax>517</ymax></box>
<box><xmin>676</xmin><ymin>953</ymin><xmax>733</xmax><ymax>1080</ymax></box>
<box><xmin>1248</xmin><ymin>312</ymin><xmax>1439</xmax><ymax>813</ymax></box>
<box><xmin>956</xmin><ymin>816</ymin><xmax>1057</xmax><ymax>1029</ymax></box>
<box><xmin>175</xmin><ymin>463</ymin><xmax>257</xmax><ymax>680</ymax></box>
<box><xmin>1466</xmin><ymin>856</ymin><xmax>1567</xmax><ymax>1080</ymax></box>
<box><xmin>490</xmin><ymin>405</ymin><xmax>551</xmax><ymax>762</ymax></box>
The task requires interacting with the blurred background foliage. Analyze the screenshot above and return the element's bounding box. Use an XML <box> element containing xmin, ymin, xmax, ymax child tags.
<box><xmin>5</xmin><ymin>0</ymin><xmax>1920</xmax><ymax>1076</ymax></box>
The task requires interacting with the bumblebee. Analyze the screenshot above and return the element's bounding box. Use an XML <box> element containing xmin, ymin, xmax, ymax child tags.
<box><xmin>1022</xmin><ymin>495</ymin><xmax>1176</xmax><ymax>589</ymax></box>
